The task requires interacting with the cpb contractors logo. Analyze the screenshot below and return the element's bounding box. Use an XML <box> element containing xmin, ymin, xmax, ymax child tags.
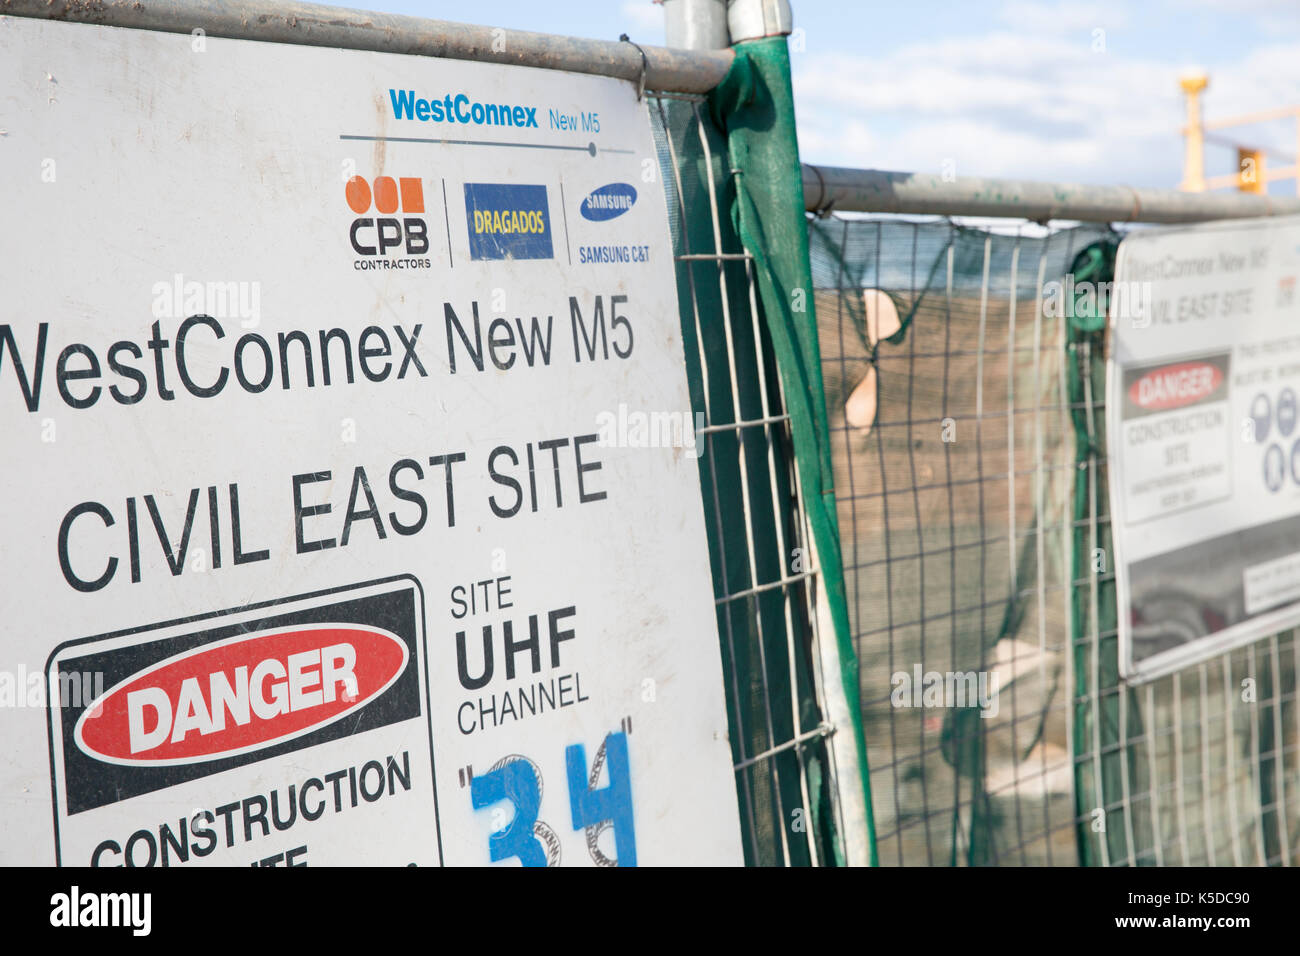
<box><xmin>580</xmin><ymin>183</ymin><xmax>637</xmax><ymax>221</ymax></box>
<box><xmin>345</xmin><ymin>175</ymin><xmax>432</xmax><ymax>270</ymax></box>
<box><xmin>463</xmin><ymin>183</ymin><xmax>553</xmax><ymax>261</ymax></box>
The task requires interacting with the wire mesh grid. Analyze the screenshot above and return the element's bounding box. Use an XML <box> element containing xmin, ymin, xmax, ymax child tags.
<box><xmin>647</xmin><ymin>92</ymin><xmax>852</xmax><ymax>865</ymax></box>
<box><xmin>1070</xmin><ymin>305</ymin><xmax>1300</xmax><ymax>869</ymax></box>
<box><xmin>810</xmin><ymin>214</ymin><xmax>1300</xmax><ymax>866</ymax></box>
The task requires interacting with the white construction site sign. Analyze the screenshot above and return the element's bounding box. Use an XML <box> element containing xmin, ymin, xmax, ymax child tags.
<box><xmin>0</xmin><ymin>16</ymin><xmax>743</xmax><ymax>866</ymax></box>
<box><xmin>1109</xmin><ymin>215</ymin><xmax>1300</xmax><ymax>681</ymax></box>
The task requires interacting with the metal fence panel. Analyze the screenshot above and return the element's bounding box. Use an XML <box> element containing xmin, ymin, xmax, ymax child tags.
<box><xmin>811</xmin><ymin>214</ymin><xmax>1300</xmax><ymax>866</ymax></box>
<box><xmin>649</xmin><ymin>93</ymin><xmax>863</xmax><ymax>865</ymax></box>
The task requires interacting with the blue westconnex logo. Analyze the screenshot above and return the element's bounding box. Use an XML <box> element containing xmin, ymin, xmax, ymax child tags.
<box><xmin>580</xmin><ymin>183</ymin><xmax>637</xmax><ymax>221</ymax></box>
<box><xmin>464</xmin><ymin>184</ymin><xmax>553</xmax><ymax>261</ymax></box>
<box><xmin>389</xmin><ymin>89</ymin><xmax>539</xmax><ymax>127</ymax></box>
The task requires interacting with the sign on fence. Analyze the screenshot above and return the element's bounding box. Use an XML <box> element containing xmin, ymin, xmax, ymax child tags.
<box><xmin>1109</xmin><ymin>215</ymin><xmax>1300</xmax><ymax>680</ymax></box>
<box><xmin>0</xmin><ymin>16</ymin><xmax>742</xmax><ymax>865</ymax></box>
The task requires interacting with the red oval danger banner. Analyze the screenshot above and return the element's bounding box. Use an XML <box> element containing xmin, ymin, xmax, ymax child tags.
<box><xmin>1128</xmin><ymin>361</ymin><xmax>1223</xmax><ymax>412</ymax></box>
<box><xmin>75</xmin><ymin>626</ymin><xmax>408</xmax><ymax>766</ymax></box>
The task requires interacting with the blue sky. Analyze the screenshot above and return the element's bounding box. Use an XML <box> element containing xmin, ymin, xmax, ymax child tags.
<box><xmin>346</xmin><ymin>1</ymin><xmax>1300</xmax><ymax>194</ymax></box>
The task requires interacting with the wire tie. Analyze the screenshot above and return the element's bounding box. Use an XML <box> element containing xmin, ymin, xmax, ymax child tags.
<box><xmin>619</xmin><ymin>34</ymin><xmax>649</xmax><ymax>102</ymax></box>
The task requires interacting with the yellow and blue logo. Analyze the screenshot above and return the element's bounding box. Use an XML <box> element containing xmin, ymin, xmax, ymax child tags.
<box><xmin>464</xmin><ymin>184</ymin><xmax>553</xmax><ymax>261</ymax></box>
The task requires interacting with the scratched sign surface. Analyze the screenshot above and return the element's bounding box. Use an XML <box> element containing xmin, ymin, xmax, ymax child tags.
<box><xmin>0</xmin><ymin>16</ymin><xmax>742</xmax><ymax>866</ymax></box>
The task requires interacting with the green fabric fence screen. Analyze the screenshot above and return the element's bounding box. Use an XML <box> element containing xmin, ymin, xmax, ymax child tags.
<box><xmin>642</xmin><ymin>28</ymin><xmax>879</xmax><ymax>866</ymax></box>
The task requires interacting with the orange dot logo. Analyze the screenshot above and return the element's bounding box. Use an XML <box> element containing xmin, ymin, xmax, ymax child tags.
<box><xmin>345</xmin><ymin>176</ymin><xmax>371</xmax><ymax>215</ymax></box>
<box><xmin>373</xmin><ymin>177</ymin><xmax>399</xmax><ymax>214</ymax></box>
<box><xmin>345</xmin><ymin>175</ymin><xmax>425</xmax><ymax>214</ymax></box>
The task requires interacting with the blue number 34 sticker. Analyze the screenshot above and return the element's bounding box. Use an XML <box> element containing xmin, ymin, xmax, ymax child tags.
<box><xmin>471</xmin><ymin>731</ymin><xmax>636</xmax><ymax>867</ymax></box>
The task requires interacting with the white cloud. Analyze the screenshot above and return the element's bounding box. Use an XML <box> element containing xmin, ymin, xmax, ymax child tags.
<box><xmin>998</xmin><ymin>0</ymin><xmax>1130</xmax><ymax>34</ymax></box>
<box><xmin>792</xmin><ymin>21</ymin><xmax>1300</xmax><ymax>191</ymax></box>
<box><xmin>1186</xmin><ymin>0</ymin><xmax>1299</xmax><ymax>13</ymax></box>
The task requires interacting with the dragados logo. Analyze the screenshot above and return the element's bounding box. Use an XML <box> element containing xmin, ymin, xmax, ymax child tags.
<box><xmin>49</xmin><ymin>579</ymin><xmax>428</xmax><ymax>814</ymax></box>
<box><xmin>463</xmin><ymin>183</ymin><xmax>553</xmax><ymax>261</ymax></box>
<box><xmin>580</xmin><ymin>183</ymin><xmax>637</xmax><ymax>221</ymax></box>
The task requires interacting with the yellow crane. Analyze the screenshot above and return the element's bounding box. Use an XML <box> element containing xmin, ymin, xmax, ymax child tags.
<box><xmin>1179</xmin><ymin>71</ymin><xmax>1300</xmax><ymax>195</ymax></box>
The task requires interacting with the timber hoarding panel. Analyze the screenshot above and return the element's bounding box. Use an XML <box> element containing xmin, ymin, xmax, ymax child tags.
<box><xmin>0</xmin><ymin>16</ymin><xmax>741</xmax><ymax>866</ymax></box>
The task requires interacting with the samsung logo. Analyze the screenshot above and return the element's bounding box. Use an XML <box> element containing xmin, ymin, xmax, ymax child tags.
<box><xmin>580</xmin><ymin>183</ymin><xmax>637</xmax><ymax>222</ymax></box>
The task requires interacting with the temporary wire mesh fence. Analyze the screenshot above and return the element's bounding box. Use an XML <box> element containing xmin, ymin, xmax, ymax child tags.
<box><xmin>1065</xmin><ymin>244</ymin><xmax>1300</xmax><ymax>868</ymax></box>
<box><xmin>648</xmin><ymin>92</ymin><xmax>852</xmax><ymax>865</ymax></box>
<box><xmin>810</xmin><ymin>214</ymin><xmax>1300</xmax><ymax>866</ymax></box>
